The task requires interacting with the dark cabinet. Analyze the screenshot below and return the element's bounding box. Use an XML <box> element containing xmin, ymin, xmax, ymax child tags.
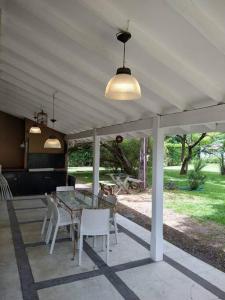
<box><xmin>3</xmin><ymin>171</ymin><xmax>67</xmax><ymax>196</ymax></box>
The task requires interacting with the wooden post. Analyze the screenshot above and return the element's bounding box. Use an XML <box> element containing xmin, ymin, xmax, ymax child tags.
<box><xmin>151</xmin><ymin>116</ymin><xmax>164</xmax><ymax>261</ymax></box>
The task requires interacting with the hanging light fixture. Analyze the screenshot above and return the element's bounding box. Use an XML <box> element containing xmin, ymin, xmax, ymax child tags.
<box><xmin>44</xmin><ymin>93</ymin><xmax>61</xmax><ymax>149</ymax></box>
<box><xmin>105</xmin><ymin>31</ymin><xmax>141</xmax><ymax>100</ymax></box>
<box><xmin>37</xmin><ymin>109</ymin><xmax>48</xmax><ymax>126</ymax></box>
<box><xmin>29</xmin><ymin>113</ymin><xmax>41</xmax><ymax>134</ymax></box>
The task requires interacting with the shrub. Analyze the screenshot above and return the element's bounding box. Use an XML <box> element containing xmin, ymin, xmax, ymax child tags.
<box><xmin>188</xmin><ymin>160</ymin><xmax>206</xmax><ymax>190</ymax></box>
<box><xmin>164</xmin><ymin>181</ymin><xmax>177</xmax><ymax>190</ymax></box>
<box><xmin>165</xmin><ymin>143</ymin><xmax>182</xmax><ymax>166</ymax></box>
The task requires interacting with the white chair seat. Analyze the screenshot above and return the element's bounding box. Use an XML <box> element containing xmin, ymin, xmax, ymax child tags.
<box><xmin>79</xmin><ymin>209</ymin><xmax>110</xmax><ymax>266</ymax></box>
<box><xmin>45</xmin><ymin>196</ymin><xmax>80</xmax><ymax>254</ymax></box>
<box><xmin>58</xmin><ymin>207</ymin><xmax>80</xmax><ymax>226</ymax></box>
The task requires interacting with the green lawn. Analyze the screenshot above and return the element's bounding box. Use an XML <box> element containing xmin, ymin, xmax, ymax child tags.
<box><xmin>69</xmin><ymin>164</ymin><xmax>225</xmax><ymax>226</ymax></box>
<box><xmin>164</xmin><ymin>168</ymin><xmax>225</xmax><ymax>226</ymax></box>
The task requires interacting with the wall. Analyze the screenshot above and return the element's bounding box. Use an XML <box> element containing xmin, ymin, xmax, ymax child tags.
<box><xmin>0</xmin><ymin>111</ymin><xmax>25</xmax><ymax>169</ymax></box>
<box><xmin>0</xmin><ymin>111</ymin><xmax>66</xmax><ymax>170</ymax></box>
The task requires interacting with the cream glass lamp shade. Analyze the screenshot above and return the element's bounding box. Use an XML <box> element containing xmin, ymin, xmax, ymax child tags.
<box><xmin>44</xmin><ymin>136</ymin><xmax>61</xmax><ymax>149</ymax></box>
<box><xmin>105</xmin><ymin>73</ymin><xmax>141</xmax><ymax>100</ymax></box>
<box><xmin>29</xmin><ymin>125</ymin><xmax>41</xmax><ymax>134</ymax></box>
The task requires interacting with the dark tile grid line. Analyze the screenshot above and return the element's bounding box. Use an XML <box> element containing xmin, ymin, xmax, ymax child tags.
<box><xmin>8</xmin><ymin>200</ymin><xmax>148</xmax><ymax>300</ymax></box>
<box><xmin>13</xmin><ymin>196</ymin><xmax>46</xmax><ymax>201</ymax></box>
<box><xmin>83</xmin><ymin>240</ymin><xmax>141</xmax><ymax>300</ymax></box>
<box><xmin>7</xmin><ymin>200</ymin><xmax>39</xmax><ymax>300</ymax></box>
<box><xmin>9</xmin><ymin>199</ymin><xmax>225</xmax><ymax>300</ymax></box>
<box><xmin>118</xmin><ymin>224</ymin><xmax>225</xmax><ymax>300</ymax></box>
<box><xmin>14</xmin><ymin>206</ymin><xmax>46</xmax><ymax>211</ymax></box>
<box><xmin>19</xmin><ymin>219</ymin><xmax>45</xmax><ymax>225</ymax></box>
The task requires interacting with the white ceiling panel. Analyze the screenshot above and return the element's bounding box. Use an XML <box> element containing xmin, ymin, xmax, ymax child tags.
<box><xmin>1</xmin><ymin>0</ymin><xmax>225</xmax><ymax>135</ymax></box>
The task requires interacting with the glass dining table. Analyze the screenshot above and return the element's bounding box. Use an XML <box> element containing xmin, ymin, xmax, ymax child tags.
<box><xmin>52</xmin><ymin>189</ymin><xmax>114</xmax><ymax>260</ymax></box>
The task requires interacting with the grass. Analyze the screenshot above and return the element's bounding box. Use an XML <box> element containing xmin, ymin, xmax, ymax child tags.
<box><xmin>69</xmin><ymin>164</ymin><xmax>225</xmax><ymax>226</ymax></box>
<box><xmin>164</xmin><ymin>168</ymin><xmax>225</xmax><ymax>225</ymax></box>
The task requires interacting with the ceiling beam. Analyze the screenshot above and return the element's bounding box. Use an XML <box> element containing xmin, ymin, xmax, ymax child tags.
<box><xmin>67</xmin><ymin>103</ymin><xmax>225</xmax><ymax>139</ymax></box>
<box><xmin>0</xmin><ymin>75</ymin><xmax>105</xmax><ymax>128</ymax></box>
<box><xmin>0</xmin><ymin>85</ymin><xmax>89</xmax><ymax>131</ymax></box>
<box><xmin>81</xmin><ymin>0</ymin><xmax>223</xmax><ymax>103</ymax></box>
<box><xmin>67</xmin><ymin>118</ymin><xmax>153</xmax><ymax>140</ymax></box>
<box><xmin>0</xmin><ymin>61</ymin><xmax>122</xmax><ymax>128</ymax></box>
<box><xmin>1</xmin><ymin>46</ymin><xmax>130</xmax><ymax>122</ymax></box>
<box><xmin>4</xmin><ymin>0</ymin><xmax>186</xmax><ymax>112</ymax></box>
<box><xmin>3</xmin><ymin>23</ymin><xmax>148</xmax><ymax>118</ymax></box>
<box><xmin>166</xmin><ymin>0</ymin><xmax>225</xmax><ymax>58</ymax></box>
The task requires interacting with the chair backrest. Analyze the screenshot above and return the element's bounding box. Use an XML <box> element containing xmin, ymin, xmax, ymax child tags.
<box><xmin>80</xmin><ymin>209</ymin><xmax>110</xmax><ymax>236</ymax></box>
<box><xmin>98</xmin><ymin>190</ymin><xmax>104</xmax><ymax>199</ymax></box>
<box><xmin>56</xmin><ymin>186</ymin><xmax>75</xmax><ymax>192</ymax></box>
<box><xmin>105</xmin><ymin>194</ymin><xmax>117</xmax><ymax>206</ymax></box>
<box><xmin>48</xmin><ymin>196</ymin><xmax>60</xmax><ymax>224</ymax></box>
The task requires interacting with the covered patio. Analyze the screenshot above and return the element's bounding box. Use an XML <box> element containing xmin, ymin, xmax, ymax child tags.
<box><xmin>2</xmin><ymin>195</ymin><xmax>225</xmax><ymax>300</ymax></box>
<box><xmin>1</xmin><ymin>0</ymin><xmax>225</xmax><ymax>299</ymax></box>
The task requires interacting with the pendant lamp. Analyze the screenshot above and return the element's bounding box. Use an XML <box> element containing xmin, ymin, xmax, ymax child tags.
<box><xmin>44</xmin><ymin>93</ymin><xmax>61</xmax><ymax>149</ymax></box>
<box><xmin>29</xmin><ymin>113</ymin><xmax>41</xmax><ymax>134</ymax></box>
<box><xmin>29</xmin><ymin>125</ymin><xmax>41</xmax><ymax>134</ymax></box>
<box><xmin>105</xmin><ymin>31</ymin><xmax>141</xmax><ymax>100</ymax></box>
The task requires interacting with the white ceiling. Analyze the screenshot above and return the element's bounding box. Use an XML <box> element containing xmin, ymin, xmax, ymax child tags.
<box><xmin>1</xmin><ymin>0</ymin><xmax>225</xmax><ymax>134</ymax></box>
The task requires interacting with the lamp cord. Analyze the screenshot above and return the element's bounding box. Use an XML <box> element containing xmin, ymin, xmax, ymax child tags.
<box><xmin>123</xmin><ymin>43</ymin><xmax>126</xmax><ymax>67</ymax></box>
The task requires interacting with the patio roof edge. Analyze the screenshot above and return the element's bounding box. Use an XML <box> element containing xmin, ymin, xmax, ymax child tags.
<box><xmin>66</xmin><ymin>103</ymin><xmax>225</xmax><ymax>140</ymax></box>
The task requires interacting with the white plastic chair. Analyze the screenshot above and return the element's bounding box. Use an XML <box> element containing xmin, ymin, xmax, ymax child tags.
<box><xmin>45</xmin><ymin>197</ymin><xmax>80</xmax><ymax>254</ymax></box>
<box><xmin>105</xmin><ymin>195</ymin><xmax>118</xmax><ymax>244</ymax></box>
<box><xmin>79</xmin><ymin>209</ymin><xmax>110</xmax><ymax>266</ymax></box>
<box><xmin>41</xmin><ymin>194</ymin><xmax>52</xmax><ymax>237</ymax></box>
<box><xmin>0</xmin><ymin>174</ymin><xmax>13</xmax><ymax>200</ymax></box>
<box><xmin>56</xmin><ymin>186</ymin><xmax>75</xmax><ymax>192</ymax></box>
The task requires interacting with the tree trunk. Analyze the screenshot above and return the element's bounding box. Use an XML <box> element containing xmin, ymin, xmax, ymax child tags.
<box><xmin>138</xmin><ymin>137</ymin><xmax>148</xmax><ymax>189</ymax></box>
<box><xmin>180</xmin><ymin>155</ymin><xmax>190</xmax><ymax>175</ymax></box>
<box><xmin>220</xmin><ymin>153</ymin><xmax>225</xmax><ymax>175</ymax></box>
<box><xmin>179</xmin><ymin>133</ymin><xmax>206</xmax><ymax>175</ymax></box>
<box><xmin>180</xmin><ymin>134</ymin><xmax>186</xmax><ymax>163</ymax></box>
<box><xmin>101</xmin><ymin>142</ymin><xmax>134</xmax><ymax>175</ymax></box>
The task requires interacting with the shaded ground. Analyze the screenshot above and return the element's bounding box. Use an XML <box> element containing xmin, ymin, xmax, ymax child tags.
<box><xmin>71</xmin><ymin>166</ymin><xmax>225</xmax><ymax>272</ymax></box>
<box><xmin>117</xmin><ymin>204</ymin><xmax>225</xmax><ymax>273</ymax></box>
<box><xmin>118</xmin><ymin>191</ymin><xmax>225</xmax><ymax>251</ymax></box>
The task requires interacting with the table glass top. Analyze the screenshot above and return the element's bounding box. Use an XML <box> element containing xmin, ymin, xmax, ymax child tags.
<box><xmin>54</xmin><ymin>190</ymin><xmax>97</xmax><ymax>211</ymax></box>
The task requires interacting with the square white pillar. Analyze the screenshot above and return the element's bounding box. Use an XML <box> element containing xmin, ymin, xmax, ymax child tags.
<box><xmin>92</xmin><ymin>129</ymin><xmax>100</xmax><ymax>197</ymax></box>
<box><xmin>151</xmin><ymin>116</ymin><xmax>164</xmax><ymax>261</ymax></box>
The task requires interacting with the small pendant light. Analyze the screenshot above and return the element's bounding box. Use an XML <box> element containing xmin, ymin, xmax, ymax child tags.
<box><xmin>44</xmin><ymin>93</ymin><xmax>61</xmax><ymax>149</ymax></box>
<box><xmin>105</xmin><ymin>31</ymin><xmax>141</xmax><ymax>100</ymax></box>
<box><xmin>29</xmin><ymin>113</ymin><xmax>41</xmax><ymax>134</ymax></box>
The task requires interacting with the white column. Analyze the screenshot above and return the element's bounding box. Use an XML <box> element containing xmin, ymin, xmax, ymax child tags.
<box><xmin>151</xmin><ymin>116</ymin><xmax>164</xmax><ymax>261</ymax></box>
<box><xmin>92</xmin><ymin>129</ymin><xmax>100</xmax><ymax>196</ymax></box>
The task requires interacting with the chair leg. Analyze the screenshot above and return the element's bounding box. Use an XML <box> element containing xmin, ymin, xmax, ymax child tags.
<box><xmin>41</xmin><ymin>214</ymin><xmax>47</xmax><ymax>237</ymax></box>
<box><xmin>102</xmin><ymin>235</ymin><xmax>105</xmax><ymax>251</ymax></box>
<box><xmin>93</xmin><ymin>236</ymin><xmax>97</xmax><ymax>248</ymax></box>
<box><xmin>78</xmin><ymin>234</ymin><xmax>83</xmax><ymax>266</ymax></box>
<box><xmin>45</xmin><ymin>220</ymin><xmax>53</xmax><ymax>244</ymax></box>
<box><xmin>50</xmin><ymin>225</ymin><xmax>58</xmax><ymax>254</ymax></box>
<box><xmin>106</xmin><ymin>234</ymin><xmax>109</xmax><ymax>264</ymax></box>
<box><xmin>113</xmin><ymin>214</ymin><xmax>118</xmax><ymax>244</ymax></box>
<box><xmin>70</xmin><ymin>224</ymin><xmax>74</xmax><ymax>241</ymax></box>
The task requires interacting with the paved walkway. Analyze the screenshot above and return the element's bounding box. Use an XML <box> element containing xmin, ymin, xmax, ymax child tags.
<box><xmin>1</xmin><ymin>196</ymin><xmax>225</xmax><ymax>299</ymax></box>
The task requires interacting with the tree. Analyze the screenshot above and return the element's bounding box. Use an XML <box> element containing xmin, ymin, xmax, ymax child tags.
<box><xmin>202</xmin><ymin>133</ymin><xmax>225</xmax><ymax>175</ymax></box>
<box><xmin>138</xmin><ymin>137</ymin><xmax>148</xmax><ymax>189</ymax></box>
<box><xmin>101</xmin><ymin>140</ymin><xmax>136</xmax><ymax>175</ymax></box>
<box><xmin>177</xmin><ymin>133</ymin><xmax>207</xmax><ymax>175</ymax></box>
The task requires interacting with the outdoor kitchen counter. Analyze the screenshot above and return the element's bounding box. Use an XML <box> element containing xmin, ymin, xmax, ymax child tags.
<box><xmin>2</xmin><ymin>169</ymin><xmax>72</xmax><ymax>196</ymax></box>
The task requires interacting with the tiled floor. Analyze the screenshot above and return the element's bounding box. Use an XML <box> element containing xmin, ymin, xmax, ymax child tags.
<box><xmin>1</xmin><ymin>195</ymin><xmax>225</xmax><ymax>300</ymax></box>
